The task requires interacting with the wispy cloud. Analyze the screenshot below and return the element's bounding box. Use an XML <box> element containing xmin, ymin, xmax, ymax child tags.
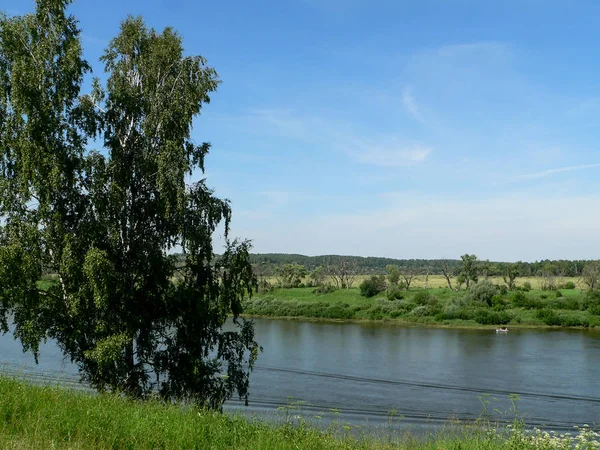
<box><xmin>517</xmin><ymin>163</ymin><xmax>600</xmax><ymax>180</ymax></box>
<box><xmin>401</xmin><ymin>86</ymin><xmax>424</xmax><ymax>124</ymax></box>
<box><xmin>242</xmin><ymin>108</ymin><xmax>432</xmax><ymax>168</ymax></box>
<box><xmin>259</xmin><ymin>190</ymin><xmax>290</xmax><ymax>205</ymax></box>
<box><xmin>352</xmin><ymin>144</ymin><xmax>431</xmax><ymax>167</ymax></box>
<box><xmin>436</xmin><ymin>41</ymin><xmax>511</xmax><ymax>59</ymax></box>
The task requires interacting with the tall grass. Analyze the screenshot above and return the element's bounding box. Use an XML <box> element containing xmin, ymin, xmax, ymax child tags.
<box><xmin>0</xmin><ymin>377</ymin><xmax>598</xmax><ymax>449</ymax></box>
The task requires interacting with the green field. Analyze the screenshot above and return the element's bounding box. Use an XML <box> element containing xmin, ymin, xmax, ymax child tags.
<box><xmin>244</xmin><ymin>282</ymin><xmax>600</xmax><ymax>328</ymax></box>
<box><xmin>1</xmin><ymin>376</ymin><xmax>598</xmax><ymax>449</ymax></box>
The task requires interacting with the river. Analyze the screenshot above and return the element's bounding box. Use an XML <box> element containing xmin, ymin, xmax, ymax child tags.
<box><xmin>1</xmin><ymin>318</ymin><xmax>599</xmax><ymax>431</ymax></box>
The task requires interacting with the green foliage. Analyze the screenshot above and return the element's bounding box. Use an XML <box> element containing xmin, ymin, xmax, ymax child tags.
<box><xmin>276</xmin><ymin>264</ymin><xmax>308</xmax><ymax>288</ymax></box>
<box><xmin>491</xmin><ymin>295</ymin><xmax>507</xmax><ymax>311</ymax></box>
<box><xmin>501</xmin><ymin>263</ymin><xmax>520</xmax><ymax>290</ymax></box>
<box><xmin>511</xmin><ymin>292</ymin><xmax>541</xmax><ymax>309</ymax></box>
<box><xmin>308</xmin><ymin>266</ymin><xmax>325</xmax><ymax>287</ymax></box>
<box><xmin>466</xmin><ymin>280</ymin><xmax>497</xmax><ymax>306</ymax></box>
<box><xmin>458</xmin><ymin>254</ymin><xmax>479</xmax><ymax>288</ymax></box>
<box><xmin>412</xmin><ymin>290</ymin><xmax>436</xmax><ymax>306</ymax></box>
<box><xmin>3</xmin><ymin>376</ymin><xmax>600</xmax><ymax>450</ymax></box>
<box><xmin>385</xmin><ymin>264</ymin><xmax>401</xmax><ymax>285</ymax></box>
<box><xmin>386</xmin><ymin>284</ymin><xmax>404</xmax><ymax>301</ymax></box>
<box><xmin>359</xmin><ymin>275</ymin><xmax>386</xmax><ymax>298</ymax></box>
<box><xmin>558</xmin><ymin>281</ymin><xmax>576</xmax><ymax>290</ymax></box>
<box><xmin>313</xmin><ymin>285</ymin><xmax>337</xmax><ymax>295</ymax></box>
<box><xmin>518</xmin><ymin>281</ymin><xmax>532</xmax><ymax>292</ymax></box>
<box><xmin>473</xmin><ymin>310</ymin><xmax>511</xmax><ymax>325</ymax></box>
<box><xmin>0</xmin><ymin>3</ymin><xmax>258</xmax><ymax>408</ymax></box>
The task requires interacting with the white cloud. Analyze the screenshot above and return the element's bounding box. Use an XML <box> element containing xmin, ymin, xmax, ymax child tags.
<box><xmin>517</xmin><ymin>163</ymin><xmax>600</xmax><ymax>180</ymax></box>
<box><xmin>259</xmin><ymin>190</ymin><xmax>290</xmax><ymax>205</ymax></box>
<box><xmin>401</xmin><ymin>86</ymin><xmax>424</xmax><ymax>123</ymax></box>
<box><xmin>242</xmin><ymin>109</ymin><xmax>432</xmax><ymax>168</ymax></box>
<box><xmin>353</xmin><ymin>144</ymin><xmax>431</xmax><ymax>167</ymax></box>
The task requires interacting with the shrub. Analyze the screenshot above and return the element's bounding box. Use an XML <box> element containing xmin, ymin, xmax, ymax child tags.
<box><xmin>313</xmin><ymin>285</ymin><xmax>337</xmax><ymax>295</ymax></box>
<box><xmin>580</xmin><ymin>290</ymin><xmax>600</xmax><ymax>310</ymax></box>
<box><xmin>588</xmin><ymin>305</ymin><xmax>600</xmax><ymax>316</ymax></box>
<box><xmin>386</xmin><ymin>284</ymin><xmax>404</xmax><ymax>301</ymax></box>
<box><xmin>520</xmin><ymin>281</ymin><xmax>532</xmax><ymax>292</ymax></box>
<box><xmin>473</xmin><ymin>310</ymin><xmax>511</xmax><ymax>325</ymax></box>
<box><xmin>359</xmin><ymin>275</ymin><xmax>386</xmax><ymax>298</ymax></box>
<box><xmin>497</xmin><ymin>284</ymin><xmax>508</xmax><ymax>295</ymax></box>
<box><xmin>257</xmin><ymin>279</ymin><xmax>274</xmax><ymax>294</ymax></box>
<box><xmin>536</xmin><ymin>309</ymin><xmax>562</xmax><ymax>326</ymax></box>
<box><xmin>413</xmin><ymin>291</ymin><xmax>437</xmax><ymax>306</ymax></box>
<box><xmin>548</xmin><ymin>297</ymin><xmax>579</xmax><ymax>310</ymax></box>
<box><xmin>555</xmin><ymin>290</ymin><xmax>563</xmax><ymax>298</ymax></box>
<box><xmin>436</xmin><ymin>305</ymin><xmax>472</xmax><ymax>321</ymax></box>
<box><xmin>409</xmin><ymin>305</ymin><xmax>431</xmax><ymax>317</ymax></box>
<box><xmin>466</xmin><ymin>280</ymin><xmax>497</xmax><ymax>306</ymax></box>
<box><xmin>512</xmin><ymin>291</ymin><xmax>542</xmax><ymax>309</ymax></box>
<box><xmin>491</xmin><ymin>294</ymin><xmax>507</xmax><ymax>311</ymax></box>
<box><xmin>558</xmin><ymin>281</ymin><xmax>576</xmax><ymax>290</ymax></box>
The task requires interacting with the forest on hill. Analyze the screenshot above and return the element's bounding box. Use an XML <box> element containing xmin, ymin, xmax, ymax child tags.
<box><xmin>248</xmin><ymin>253</ymin><xmax>591</xmax><ymax>277</ymax></box>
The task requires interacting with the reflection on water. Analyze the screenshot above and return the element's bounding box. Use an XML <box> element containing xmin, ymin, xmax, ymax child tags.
<box><xmin>2</xmin><ymin>318</ymin><xmax>600</xmax><ymax>430</ymax></box>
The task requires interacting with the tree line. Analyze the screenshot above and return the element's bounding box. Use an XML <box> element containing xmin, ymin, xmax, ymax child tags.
<box><xmin>250</xmin><ymin>253</ymin><xmax>595</xmax><ymax>279</ymax></box>
<box><xmin>255</xmin><ymin>253</ymin><xmax>600</xmax><ymax>293</ymax></box>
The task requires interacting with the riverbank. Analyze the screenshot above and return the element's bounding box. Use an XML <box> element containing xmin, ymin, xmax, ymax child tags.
<box><xmin>1</xmin><ymin>376</ymin><xmax>598</xmax><ymax>449</ymax></box>
<box><xmin>244</xmin><ymin>287</ymin><xmax>600</xmax><ymax>329</ymax></box>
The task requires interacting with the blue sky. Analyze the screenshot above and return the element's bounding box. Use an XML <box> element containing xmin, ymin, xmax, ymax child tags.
<box><xmin>6</xmin><ymin>0</ymin><xmax>600</xmax><ymax>261</ymax></box>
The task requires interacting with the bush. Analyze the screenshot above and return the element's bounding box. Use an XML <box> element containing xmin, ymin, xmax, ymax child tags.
<box><xmin>512</xmin><ymin>291</ymin><xmax>542</xmax><ymax>309</ymax></box>
<box><xmin>257</xmin><ymin>279</ymin><xmax>274</xmax><ymax>294</ymax></box>
<box><xmin>548</xmin><ymin>297</ymin><xmax>580</xmax><ymax>310</ymax></box>
<box><xmin>412</xmin><ymin>291</ymin><xmax>437</xmax><ymax>306</ymax></box>
<box><xmin>313</xmin><ymin>285</ymin><xmax>337</xmax><ymax>295</ymax></box>
<box><xmin>409</xmin><ymin>305</ymin><xmax>432</xmax><ymax>317</ymax></box>
<box><xmin>491</xmin><ymin>295</ymin><xmax>507</xmax><ymax>311</ymax></box>
<box><xmin>555</xmin><ymin>290</ymin><xmax>563</xmax><ymax>298</ymax></box>
<box><xmin>386</xmin><ymin>284</ymin><xmax>404</xmax><ymax>301</ymax></box>
<box><xmin>466</xmin><ymin>280</ymin><xmax>497</xmax><ymax>306</ymax></box>
<box><xmin>536</xmin><ymin>309</ymin><xmax>562</xmax><ymax>326</ymax></box>
<box><xmin>473</xmin><ymin>310</ymin><xmax>511</xmax><ymax>325</ymax></box>
<box><xmin>580</xmin><ymin>290</ymin><xmax>600</xmax><ymax>311</ymax></box>
<box><xmin>359</xmin><ymin>275</ymin><xmax>386</xmax><ymax>298</ymax></box>
<box><xmin>558</xmin><ymin>281</ymin><xmax>576</xmax><ymax>290</ymax></box>
<box><xmin>497</xmin><ymin>284</ymin><xmax>508</xmax><ymax>295</ymax></box>
<box><xmin>519</xmin><ymin>281</ymin><xmax>532</xmax><ymax>292</ymax></box>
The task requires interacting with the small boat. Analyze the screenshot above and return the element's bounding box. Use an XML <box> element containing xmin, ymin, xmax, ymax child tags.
<box><xmin>496</xmin><ymin>328</ymin><xmax>509</xmax><ymax>333</ymax></box>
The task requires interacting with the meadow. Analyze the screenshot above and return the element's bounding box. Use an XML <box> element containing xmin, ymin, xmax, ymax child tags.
<box><xmin>245</xmin><ymin>277</ymin><xmax>600</xmax><ymax>328</ymax></box>
<box><xmin>1</xmin><ymin>376</ymin><xmax>598</xmax><ymax>449</ymax></box>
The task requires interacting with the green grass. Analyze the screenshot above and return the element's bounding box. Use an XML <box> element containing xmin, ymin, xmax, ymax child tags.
<box><xmin>245</xmin><ymin>286</ymin><xmax>600</xmax><ymax>329</ymax></box>
<box><xmin>1</xmin><ymin>376</ymin><xmax>598</xmax><ymax>449</ymax></box>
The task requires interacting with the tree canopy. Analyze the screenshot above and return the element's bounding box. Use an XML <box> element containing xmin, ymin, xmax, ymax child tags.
<box><xmin>0</xmin><ymin>0</ymin><xmax>259</xmax><ymax>408</ymax></box>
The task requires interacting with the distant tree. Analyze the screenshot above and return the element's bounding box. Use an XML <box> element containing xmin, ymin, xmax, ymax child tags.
<box><xmin>275</xmin><ymin>264</ymin><xmax>307</xmax><ymax>288</ymax></box>
<box><xmin>0</xmin><ymin>3</ymin><xmax>259</xmax><ymax>409</ymax></box>
<box><xmin>581</xmin><ymin>262</ymin><xmax>600</xmax><ymax>290</ymax></box>
<box><xmin>325</xmin><ymin>258</ymin><xmax>358</xmax><ymax>289</ymax></box>
<box><xmin>308</xmin><ymin>266</ymin><xmax>325</xmax><ymax>287</ymax></box>
<box><xmin>458</xmin><ymin>254</ymin><xmax>479</xmax><ymax>289</ymax></box>
<box><xmin>386</xmin><ymin>265</ymin><xmax>401</xmax><ymax>286</ymax></box>
<box><xmin>480</xmin><ymin>259</ymin><xmax>491</xmax><ymax>279</ymax></box>
<box><xmin>501</xmin><ymin>263</ymin><xmax>520</xmax><ymax>291</ymax></box>
<box><xmin>440</xmin><ymin>259</ymin><xmax>455</xmax><ymax>290</ymax></box>
<box><xmin>359</xmin><ymin>275</ymin><xmax>386</xmax><ymax>298</ymax></box>
<box><xmin>538</xmin><ymin>263</ymin><xmax>557</xmax><ymax>291</ymax></box>
<box><xmin>399</xmin><ymin>267</ymin><xmax>419</xmax><ymax>291</ymax></box>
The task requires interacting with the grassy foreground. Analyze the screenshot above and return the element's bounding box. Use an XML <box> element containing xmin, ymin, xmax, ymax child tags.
<box><xmin>244</xmin><ymin>286</ymin><xmax>600</xmax><ymax>328</ymax></box>
<box><xmin>1</xmin><ymin>377</ymin><xmax>599</xmax><ymax>449</ymax></box>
